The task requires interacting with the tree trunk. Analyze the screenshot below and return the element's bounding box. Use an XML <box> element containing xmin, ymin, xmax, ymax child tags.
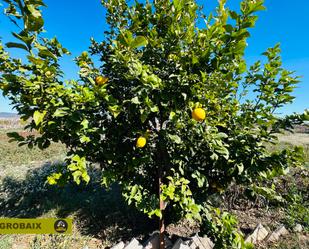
<box><xmin>157</xmin><ymin>120</ymin><xmax>166</xmax><ymax>249</ymax></box>
<box><xmin>159</xmin><ymin>173</ymin><xmax>165</xmax><ymax>249</ymax></box>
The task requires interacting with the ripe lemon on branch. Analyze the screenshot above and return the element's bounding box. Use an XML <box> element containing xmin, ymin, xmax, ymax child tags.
<box><xmin>192</xmin><ymin>108</ymin><xmax>206</xmax><ymax>121</ymax></box>
<box><xmin>136</xmin><ymin>136</ymin><xmax>147</xmax><ymax>148</ymax></box>
<box><xmin>95</xmin><ymin>76</ymin><xmax>108</xmax><ymax>86</ymax></box>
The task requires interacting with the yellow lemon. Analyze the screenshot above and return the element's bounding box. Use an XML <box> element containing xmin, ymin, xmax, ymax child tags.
<box><xmin>192</xmin><ymin>108</ymin><xmax>206</xmax><ymax>121</ymax></box>
<box><xmin>0</xmin><ymin>83</ymin><xmax>9</xmax><ymax>91</ymax></box>
<box><xmin>45</xmin><ymin>71</ymin><xmax>52</xmax><ymax>77</ymax></box>
<box><xmin>136</xmin><ymin>136</ymin><xmax>147</xmax><ymax>148</ymax></box>
<box><xmin>95</xmin><ymin>76</ymin><xmax>108</xmax><ymax>86</ymax></box>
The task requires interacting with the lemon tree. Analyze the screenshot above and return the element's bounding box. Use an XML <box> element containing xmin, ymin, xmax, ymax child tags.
<box><xmin>1</xmin><ymin>0</ymin><xmax>308</xmax><ymax>248</ymax></box>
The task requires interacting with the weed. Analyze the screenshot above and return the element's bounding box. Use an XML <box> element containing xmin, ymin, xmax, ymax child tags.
<box><xmin>0</xmin><ymin>235</ymin><xmax>12</xmax><ymax>249</ymax></box>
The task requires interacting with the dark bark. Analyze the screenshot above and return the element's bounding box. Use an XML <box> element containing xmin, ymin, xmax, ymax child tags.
<box><xmin>159</xmin><ymin>171</ymin><xmax>165</xmax><ymax>249</ymax></box>
<box><xmin>157</xmin><ymin>131</ymin><xmax>166</xmax><ymax>249</ymax></box>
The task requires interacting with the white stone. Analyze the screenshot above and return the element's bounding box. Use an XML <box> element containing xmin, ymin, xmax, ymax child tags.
<box><xmin>144</xmin><ymin>233</ymin><xmax>160</xmax><ymax>249</ymax></box>
<box><xmin>199</xmin><ymin>236</ymin><xmax>214</xmax><ymax>249</ymax></box>
<box><xmin>266</xmin><ymin>225</ymin><xmax>289</xmax><ymax>242</ymax></box>
<box><xmin>188</xmin><ymin>235</ymin><xmax>214</xmax><ymax>249</ymax></box>
<box><xmin>171</xmin><ymin>238</ymin><xmax>191</xmax><ymax>249</ymax></box>
<box><xmin>183</xmin><ymin>240</ymin><xmax>191</xmax><ymax>246</ymax></box>
<box><xmin>188</xmin><ymin>240</ymin><xmax>197</xmax><ymax>249</ymax></box>
<box><xmin>124</xmin><ymin>238</ymin><xmax>143</xmax><ymax>249</ymax></box>
<box><xmin>245</xmin><ymin>223</ymin><xmax>269</xmax><ymax>244</ymax></box>
<box><xmin>111</xmin><ymin>241</ymin><xmax>125</xmax><ymax>249</ymax></box>
<box><xmin>293</xmin><ymin>224</ymin><xmax>303</xmax><ymax>233</ymax></box>
<box><xmin>143</xmin><ymin>232</ymin><xmax>173</xmax><ymax>249</ymax></box>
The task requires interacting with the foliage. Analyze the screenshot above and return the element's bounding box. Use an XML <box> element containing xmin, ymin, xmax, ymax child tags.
<box><xmin>281</xmin><ymin>167</ymin><xmax>309</xmax><ymax>231</ymax></box>
<box><xmin>200</xmin><ymin>206</ymin><xmax>253</xmax><ymax>249</ymax></box>
<box><xmin>286</xmin><ymin>199</ymin><xmax>309</xmax><ymax>232</ymax></box>
<box><xmin>0</xmin><ymin>0</ymin><xmax>308</xmax><ymax>247</ymax></box>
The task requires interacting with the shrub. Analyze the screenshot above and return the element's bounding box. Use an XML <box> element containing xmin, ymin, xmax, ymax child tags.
<box><xmin>1</xmin><ymin>0</ymin><xmax>308</xmax><ymax>247</ymax></box>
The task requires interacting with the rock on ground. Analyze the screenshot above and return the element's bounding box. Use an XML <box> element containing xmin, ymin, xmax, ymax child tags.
<box><xmin>266</xmin><ymin>225</ymin><xmax>289</xmax><ymax>242</ymax></box>
<box><xmin>143</xmin><ymin>231</ymin><xmax>173</xmax><ymax>249</ymax></box>
<box><xmin>245</xmin><ymin>223</ymin><xmax>269</xmax><ymax>244</ymax></box>
<box><xmin>293</xmin><ymin>224</ymin><xmax>303</xmax><ymax>233</ymax></box>
<box><xmin>171</xmin><ymin>238</ymin><xmax>191</xmax><ymax>249</ymax></box>
<box><xmin>124</xmin><ymin>238</ymin><xmax>143</xmax><ymax>249</ymax></box>
<box><xmin>188</xmin><ymin>235</ymin><xmax>214</xmax><ymax>249</ymax></box>
<box><xmin>111</xmin><ymin>241</ymin><xmax>125</xmax><ymax>249</ymax></box>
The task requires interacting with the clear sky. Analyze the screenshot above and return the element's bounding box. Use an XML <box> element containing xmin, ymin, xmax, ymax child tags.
<box><xmin>0</xmin><ymin>0</ymin><xmax>308</xmax><ymax>115</ymax></box>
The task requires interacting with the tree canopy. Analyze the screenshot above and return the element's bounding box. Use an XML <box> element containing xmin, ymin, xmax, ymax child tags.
<box><xmin>0</xmin><ymin>0</ymin><xmax>308</xmax><ymax>247</ymax></box>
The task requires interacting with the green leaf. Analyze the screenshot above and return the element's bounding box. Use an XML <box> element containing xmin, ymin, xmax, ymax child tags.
<box><xmin>53</xmin><ymin>108</ymin><xmax>68</xmax><ymax>117</ymax></box>
<box><xmin>131</xmin><ymin>185</ymin><xmax>138</xmax><ymax>197</ymax></box>
<box><xmin>38</xmin><ymin>48</ymin><xmax>57</xmax><ymax>60</ymax></box>
<box><xmin>215</xmin><ymin>146</ymin><xmax>229</xmax><ymax>159</ymax></box>
<box><xmin>301</xmin><ymin>109</ymin><xmax>309</xmax><ymax>121</ymax></box>
<box><xmin>80</xmin><ymin>135</ymin><xmax>91</xmax><ymax>143</ymax></box>
<box><xmin>192</xmin><ymin>171</ymin><xmax>207</xmax><ymax>188</ymax></box>
<box><xmin>33</xmin><ymin>110</ymin><xmax>46</xmax><ymax>126</ymax></box>
<box><xmin>72</xmin><ymin>171</ymin><xmax>82</xmax><ymax>185</ymax></box>
<box><xmin>47</xmin><ymin>173</ymin><xmax>62</xmax><ymax>185</ymax></box>
<box><xmin>131</xmin><ymin>36</ymin><xmax>148</xmax><ymax>48</ymax></box>
<box><xmin>140</xmin><ymin>110</ymin><xmax>149</xmax><ymax>123</ymax></box>
<box><xmin>169</xmin><ymin>111</ymin><xmax>176</xmax><ymax>120</ymax></box>
<box><xmin>81</xmin><ymin>119</ymin><xmax>89</xmax><ymax>129</ymax></box>
<box><xmin>152</xmin><ymin>208</ymin><xmax>162</xmax><ymax>219</ymax></box>
<box><xmin>7</xmin><ymin>132</ymin><xmax>25</xmax><ymax>142</ymax></box>
<box><xmin>12</xmin><ymin>32</ymin><xmax>35</xmax><ymax>46</ymax></box>
<box><xmin>6</xmin><ymin>42</ymin><xmax>29</xmax><ymax>51</ymax></box>
<box><xmin>150</xmin><ymin>105</ymin><xmax>159</xmax><ymax>112</ymax></box>
<box><xmin>27</xmin><ymin>4</ymin><xmax>41</xmax><ymax>18</ymax></box>
<box><xmin>236</xmin><ymin>163</ymin><xmax>244</xmax><ymax>174</ymax></box>
<box><xmin>217</xmin><ymin>132</ymin><xmax>228</xmax><ymax>139</ymax></box>
<box><xmin>131</xmin><ymin>96</ymin><xmax>140</xmax><ymax>104</ymax></box>
<box><xmin>82</xmin><ymin>173</ymin><xmax>90</xmax><ymax>183</ymax></box>
<box><xmin>168</xmin><ymin>134</ymin><xmax>182</xmax><ymax>144</ymax></box>
<box><xmin>119</xmin><ymin>30</ymin><xmax>133</xmax><ymax>46</ymax></box>
<box><xmin>68</xmin><ymin>163</ymin><xmax>78</xmax><ymax>171</ymax></box>
<box><xmin>108</xmin><ymin>105</ymin><xmax>121</xmax><ymax>118</ymax></box>
<box><xmin>27</xmin><ymin>16</ymin><xmax>44</xmax><ymax>31</ymax></box>
<box><xmin>229</xmin><ymin>10</ymin><xmax>238</xmax><ymax>20</ymax></box>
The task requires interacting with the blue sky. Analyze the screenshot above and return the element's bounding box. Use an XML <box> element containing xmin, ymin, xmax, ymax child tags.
<box><xmin>0</xmin><ymin>0</ymin><xmax>308</xmax><ymax>115</ymax></box>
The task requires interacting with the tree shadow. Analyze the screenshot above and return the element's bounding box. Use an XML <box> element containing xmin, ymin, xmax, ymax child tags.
<box><xmin>0</xmin><ymin>162</ymin><xmax>156</xmax><ymax>243</ymax></box>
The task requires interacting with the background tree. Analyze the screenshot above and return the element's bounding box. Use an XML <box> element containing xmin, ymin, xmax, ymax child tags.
<box><xmin>0</xmin><ymin>0</ymin><xmax>307</xmax><ymax>248</ymax></box>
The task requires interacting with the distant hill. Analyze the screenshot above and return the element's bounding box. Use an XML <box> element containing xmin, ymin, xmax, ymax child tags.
<box><xmin>0</xmin><ymin>112</ymin><xmax>19</xmax><ymax>118</ymax></box>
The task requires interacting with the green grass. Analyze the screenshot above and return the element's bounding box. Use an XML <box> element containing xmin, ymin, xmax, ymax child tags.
<box><xmin>0</xmin><ymin>118</ymin><xmax>21</xmax><ymax>129</ymax></box>
<box><xmin>0</xmin><ymin>126</ymin><xmax>155</xmax><ymax>248</ymax></box>
<box><xmin>0</xmin><ymin>161</ymin><xmax>155</xmax><ymax>246</ymax></box>
<box><xmin>0</xmin><ymin>236</ymin><xmax>12</xmax><ymax>249</ymax></box>
<box><xmin>0</xmin><ymin>233</ymin><xmax>101</xmax><ymax>249</ymax></box>
<box><xmin>0</xmin><ymin>129</ymin><xmax>66</xmax><ymax>169</ymax></box>
<box><xmin>272</xmin><ymin>133</ymin><xmax>309</xmax><ymax>163</ymax></box>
